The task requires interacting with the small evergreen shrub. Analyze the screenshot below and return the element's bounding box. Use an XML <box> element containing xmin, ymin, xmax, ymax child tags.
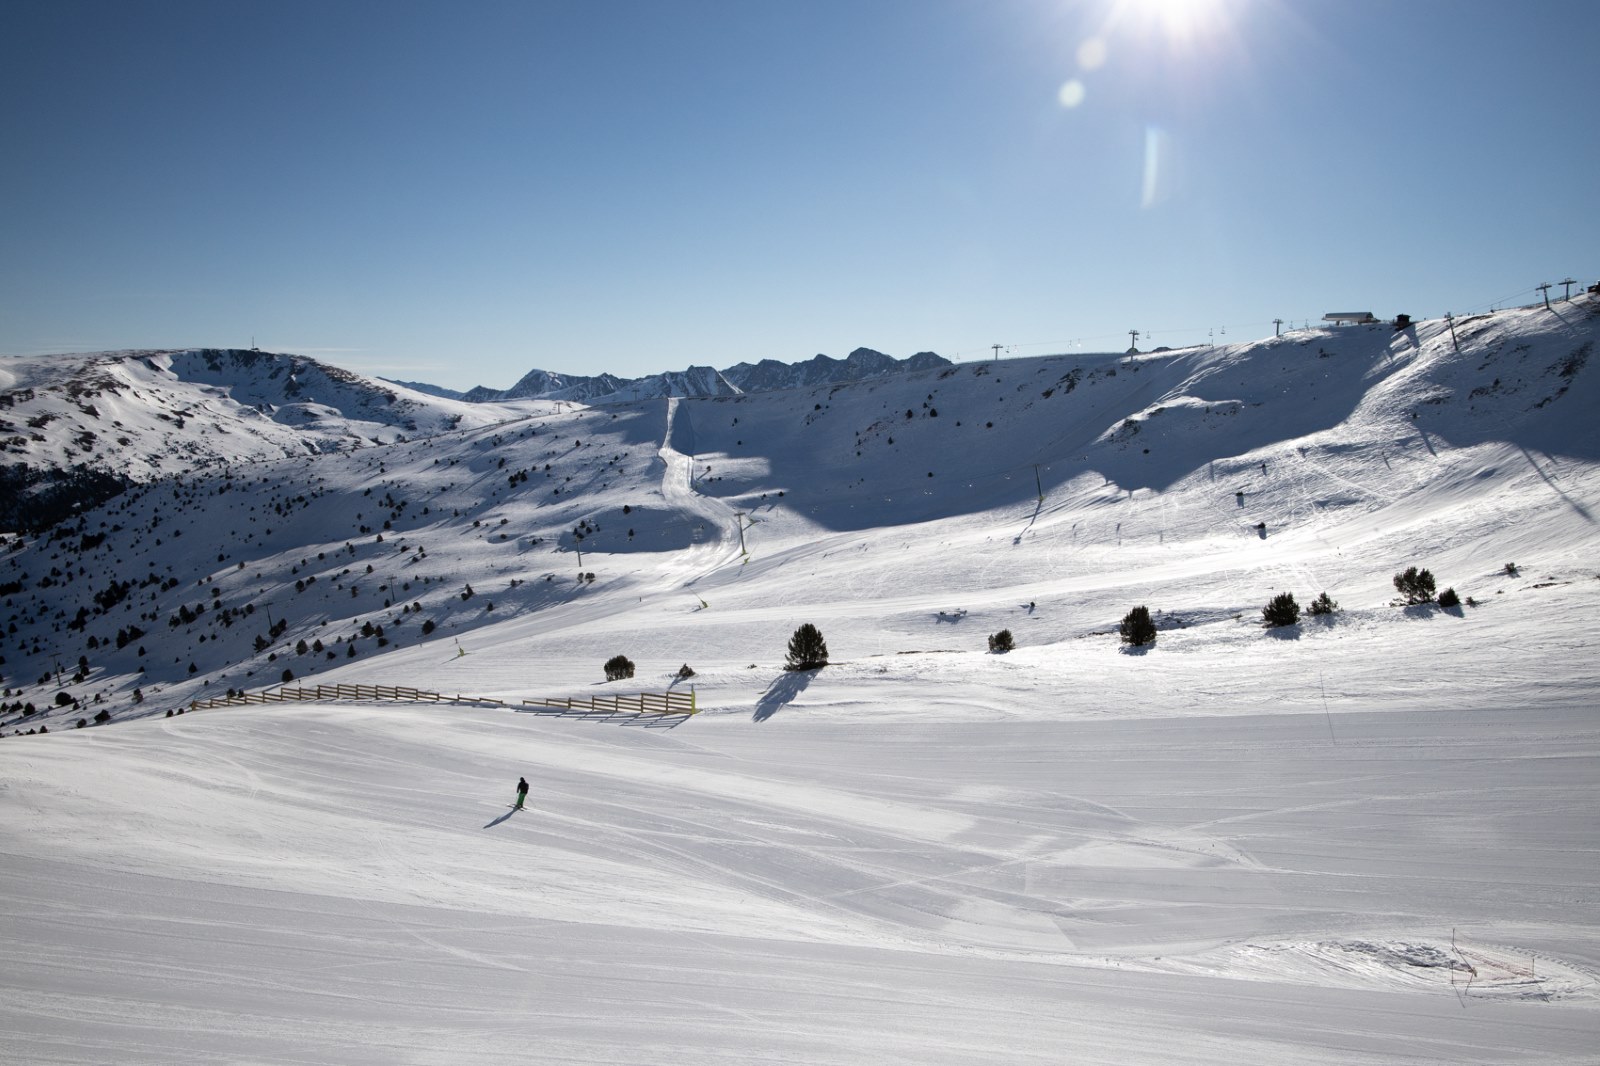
<box><xmin>421</xmin><ymin>619</ymin><xmax>436</xmax><ymax>635</ymax></box>
<box><xmin>1120</xmin><ymin>606</ymin><xmax>1157</xmax><ymax>646</ymax></box>
<box><xmin>1393</xmin><ymin>566</ymin><xmax>1437</xmax><ymax>605</ymax></box>
<box><xmin>676</xmin><ymin>663</ymin><xmax>696</xmax><ymax>679</ymax></box>
<box><xmin>1437</xmin><ymin>587</ymin><xmax>1461</xmax><ymax>608</ymax></box>
<box><xmin>988</xmin><ymin>629</ymin><xmax>1015</xmax><ymax>653</ymax></box>
<box><xmin>1307</xmin><ymin>591</ymin><xmax>1339</xmax><ymax>616</ymax></box>
<box><xmin>1503</xmin><ymin>562</ymin><xmax>1518</xmax><ymax>576</ymax></box>
<box><xmin>93</xmin><ymin>708</ymin><xmax>110</xmax><ymax>724</ymax></box>
<box><xmin>1262</xmin><ymin>592</ymin><xmax>1300</xmax><ymax>628</ymax></box>
<box><xmin>604</xmin><ymin>655</ymin><xmax>635</xmax><ymax>681</ymax></box>
<box><xmin>785</xmin><ymin>623</ymin><xmax>829</xmax><ymax>671</ymax></box>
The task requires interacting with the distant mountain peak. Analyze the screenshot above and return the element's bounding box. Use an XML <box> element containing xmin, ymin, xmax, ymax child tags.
<box><xmin>460</xmin><ymin>348</ymin><xmax>951</xmax><ymax>404</ymax></box>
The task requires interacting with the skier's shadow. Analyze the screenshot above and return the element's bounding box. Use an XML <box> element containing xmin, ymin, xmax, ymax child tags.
<box><xmin>483</xmin><ymin>808</ymin><xmax>520</xmax><ymax>829</ymax></box>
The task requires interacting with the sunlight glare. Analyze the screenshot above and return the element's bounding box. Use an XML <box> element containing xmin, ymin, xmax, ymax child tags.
<box><xmin>1058</xmin><ymin>79</ymin><xmax>1087</xmax><ymax>108</ymax></box>
<box><xmin>1115</xmin><ymin>0</ymin><xmax>1229</xmax><ymax>44</ymax></box>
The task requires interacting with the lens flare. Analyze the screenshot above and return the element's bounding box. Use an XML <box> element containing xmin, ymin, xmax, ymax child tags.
<box><xmin>1058</xmin><ymin>79</ymin><xmax>1087</xmax><ymax>108</ymax></box>
<box><xmin>1141</xmin><ymin>125</ymin><xmax>1173</xmax><ymax>208</ymax></box>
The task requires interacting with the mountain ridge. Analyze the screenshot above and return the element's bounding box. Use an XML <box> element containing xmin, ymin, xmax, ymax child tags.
<box><xmin>439</xmin><ymin>346</ymin><xmax>952</xmax><ymax>403</ymax></box>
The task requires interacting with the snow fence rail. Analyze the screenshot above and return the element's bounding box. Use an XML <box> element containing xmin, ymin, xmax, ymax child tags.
<box><xmin>521</xmin><ymin>691</ymin><xmax>697</xmax><ymax>716</ymax></box>
<box><xmin>187</xmin><ymin>684</ymin><xmax>697</xmax><ymax>718</ymax></box>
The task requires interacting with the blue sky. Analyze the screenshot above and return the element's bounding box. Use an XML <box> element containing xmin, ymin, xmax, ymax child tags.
<box><xmin>2</xmin><ymin>0</ymin><xmax>1595</xmax><ymax>390</ymax></box>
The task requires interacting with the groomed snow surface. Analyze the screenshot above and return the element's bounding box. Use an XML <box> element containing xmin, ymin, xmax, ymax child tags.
<box><xmin>5</xmin><ymin>698</ymin><xmax>1597</xmax><ymax>1064</ymax></box>
<box><xmin>3</xmin><ymin>303</ymin><xmax>1599</xmax><ymax>1062</ymax></box>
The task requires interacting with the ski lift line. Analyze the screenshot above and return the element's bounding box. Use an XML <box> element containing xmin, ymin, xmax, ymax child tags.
<box><xmin>946</xmin><ymin>280</ymin><xmax>1586</xmax><ymax>364</ymax></box>
<box><xmin>781</xmin><ymin>451</ymin><xmax>1145</xmax><ymax>519</ymax></box>
<box><xmin>1456</xmin><ymin>283</ymin><xmax>1555</xmax><ymax>316</ymax></box>
<box><xmin>948</xmin><ymin>319</ymin><xmax>1331</xmax><ymax>361</ymax></box>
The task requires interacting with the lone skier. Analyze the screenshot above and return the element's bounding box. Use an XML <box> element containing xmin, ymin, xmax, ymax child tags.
<box><xmin>514</xmin><ymin>776</ymin><xmax>529</xmax><ymax>810</ymax></box>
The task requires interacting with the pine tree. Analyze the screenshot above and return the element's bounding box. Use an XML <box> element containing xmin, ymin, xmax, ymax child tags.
<box><xmin>785</xmin><ymin>624</ymin><xmax>829</xmax><ymax>671</ymax></box>
<box><xmin>1120</xmin><ymin>606</ymin><xmax>1157</xmax><ymax>646</ymax></box>
<box><xmin>604</xmin><ymin>655</ymin><xmax>635</xmax><ymax>681</ymax></box>
<box><xmin>1307</xmin><ymin>591</ymin><xmax>1339</xmax><ymax>616</ymax></box>
<box><xmin>1393</xmin><ymin>566</ymin><xmax>1437</xmax><ymax>605</ymax></box>
<box><xmin>988</xmin><ymin>629</ymin><xmax>1015</xmax><ymax>653</ymax></box>
<box><xmin>1262</xmin><ymin>592</ymin><xmax>1300</xmax><ymax>627</ymax></box>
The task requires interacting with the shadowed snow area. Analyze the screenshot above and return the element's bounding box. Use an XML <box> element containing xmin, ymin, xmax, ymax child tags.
<box><xmin>2</xmin><ymin>303</ymin><xmax>1599</xmax><ymax>1063</ymax></box>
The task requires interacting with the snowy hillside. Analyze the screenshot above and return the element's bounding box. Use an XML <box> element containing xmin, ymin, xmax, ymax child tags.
<box><xmin>0</xmin><ymin>347</ymin><xmax>522</xmax><ymax>530</ymax></box>
<box><xmin>2</xmin><ymin>301</ymin><xmax>1598</xmax><ymax>1063</ymax></box>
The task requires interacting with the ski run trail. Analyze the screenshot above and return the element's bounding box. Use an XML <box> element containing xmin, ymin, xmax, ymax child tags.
<box><xmin>2</xmin><ymin>300</ymin><xmax>1599</xmax><ymax>1063</ymax></box>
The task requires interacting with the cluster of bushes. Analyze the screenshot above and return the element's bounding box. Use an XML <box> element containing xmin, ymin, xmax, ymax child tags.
<box><xmin>1120</xmin><ymin>561</ymin><xmax>1466</xmax><ymax>648</ymax></box>
<box><xmin>1260</xmin><ymin>591</ymin><xmax>1338</xmax><ymax>628</ymax></box>
<box><xmin>1393</xmin><ymin>566</ymin><xmax>1459</xmax><ymax>608</ymax></box>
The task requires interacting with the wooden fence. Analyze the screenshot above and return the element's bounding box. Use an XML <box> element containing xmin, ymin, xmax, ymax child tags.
<box><xmin>522</xmin><ymin>691</ymin><xmax>696</xmax><ymax>716</ymax></box>
<box><xmin>189</xmin><ymin>683</ymin><xmax>695</xmax><ymax>718</ymax></box>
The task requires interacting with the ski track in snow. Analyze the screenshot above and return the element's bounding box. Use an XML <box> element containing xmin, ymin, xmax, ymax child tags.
<box><xmin>3</xmin><ymin>306</ymin><xmax>1600</xmax><ymax>1062</ymax></box>
<box><xmin>2</xmin><ymin>703</ymin><xmax>1598</xmax><ymax>1064</ymax></box>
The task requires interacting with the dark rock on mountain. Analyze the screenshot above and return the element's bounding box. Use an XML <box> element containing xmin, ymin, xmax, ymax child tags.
<box><xmin>463</xmin><ymin>347</ymin><xmax>952</xmax><ymax>404</ymax></box>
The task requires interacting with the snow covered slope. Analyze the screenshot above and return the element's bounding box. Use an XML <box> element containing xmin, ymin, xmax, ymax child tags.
<box><xmin>4</xmin><ymin>700</ymin><xmax>1595</xmax><ymax>1064</ymax></box>
<box><xmin>0</xmin><ymin>347</ymin><xmax>520</xmax><ymax>530</ymax></box>
<box><xmin>1</xmin><ymin>302</ymin><xmax>1597</xmax><ymax>1063</ymax></box>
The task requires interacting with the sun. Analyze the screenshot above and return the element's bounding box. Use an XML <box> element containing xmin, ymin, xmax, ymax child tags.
<box><xmin>1112</xmin><ymin>0</ymin><xmax>1231</xmax><ymax>43</ymax></box>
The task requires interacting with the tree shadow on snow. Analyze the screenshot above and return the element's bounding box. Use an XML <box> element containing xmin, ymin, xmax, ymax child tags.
<box><xmin>1117</xmin><ymin>644</ymin><xmax>1153</xmax><ymax>656</ymax></box>
<box><xmin>754</xmin><ymin>670</ymin><xmax>814</xmax><ymax>722</ymax></box>
<box><xmin>1265</xmin><ymin>625</ymin><xmax>1302</xmax><ymax>641</ymax></box>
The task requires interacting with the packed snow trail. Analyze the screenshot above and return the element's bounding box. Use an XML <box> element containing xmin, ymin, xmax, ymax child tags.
<box><xmin>655</xmin><ymin>394</ymin><xmax>746</xmax><ymax>582</ymax></box>
<box><xmin>2</xmin><ymin>701</ymin><xmax>1596</xmax><ymax>1064</ymax></box>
